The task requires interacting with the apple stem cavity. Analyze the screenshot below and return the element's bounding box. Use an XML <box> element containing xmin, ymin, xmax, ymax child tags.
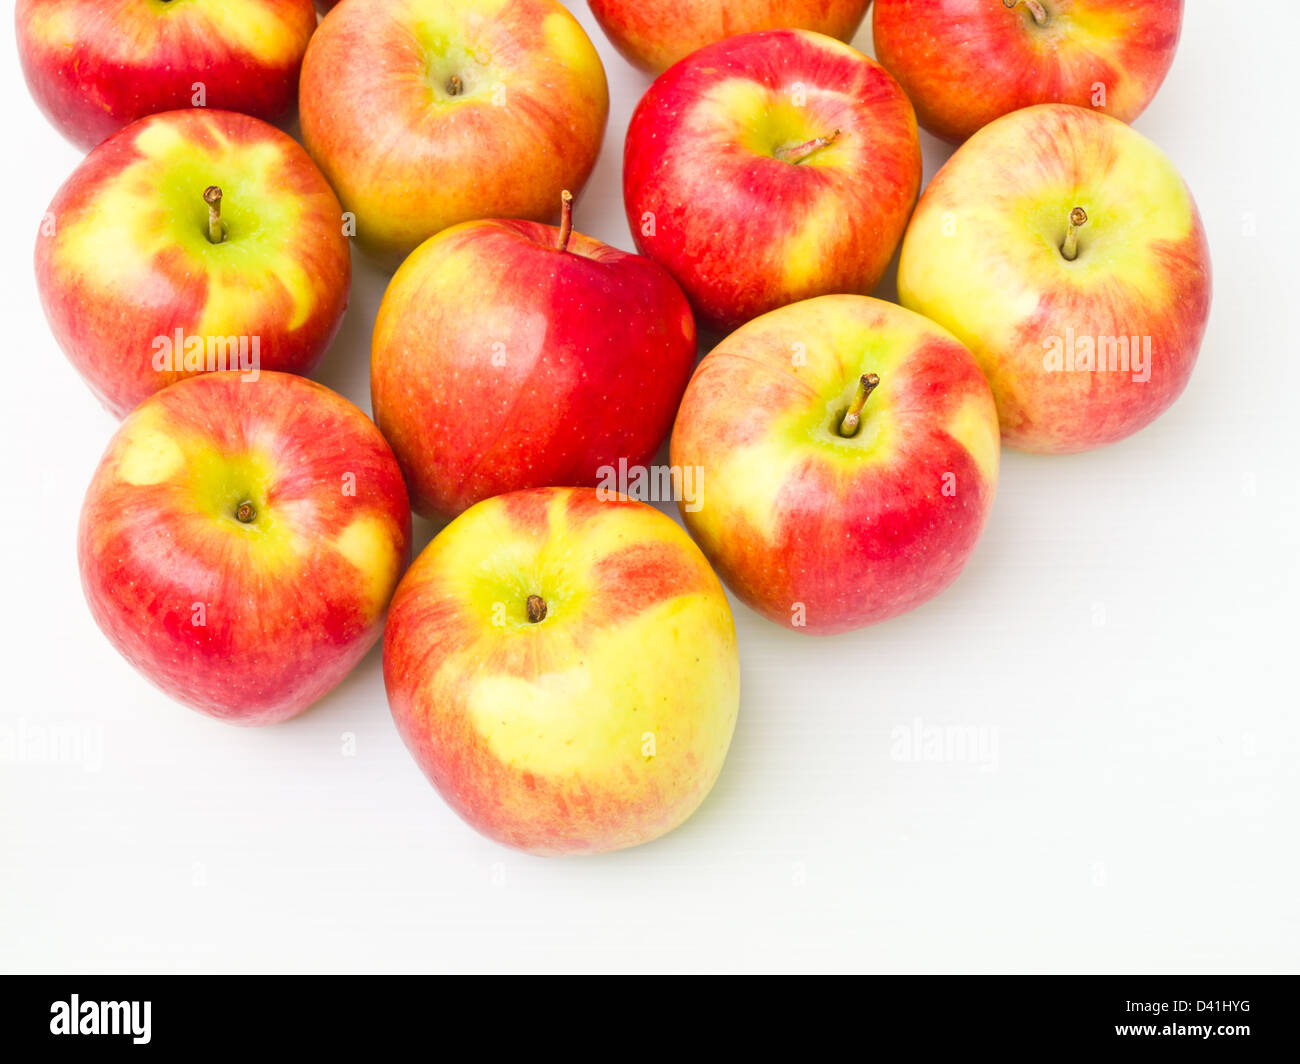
<box><xmin>1003</xmin><ymin>0</ymin><xmax>1048</xmax><ymax>26</ymax></box>
<box><xmin>235</xmin><ymin>501</ymin><xmax>255</xmax><ymax>524</ymax></box>
<box><xmin>1061</xmin><ymin>206</ymin><xmax>1088</xmax><ymax>261</ymax></box>
<box><xmin>526</xmin><ymin>594</ymin><xmax>548</xmax><ymax>624</ymax></box>
<box><xmin>774</xmin><ymin>129</ymin><xmax>842</xmax><ymax>165</ymax></box>
<box><xmin>557</xmin><ymin>190</ymin><xmax>574</xmax><ymax>252</ymax></box>
<box><xmin>838</xmin><ymin>373</ymin><xmax>881</xmax><ymax>438</ymax></box>
<box><xmin>203</xmin><ymin>185</ymin><xmax>225</xmax><ymax>244</ymax></box>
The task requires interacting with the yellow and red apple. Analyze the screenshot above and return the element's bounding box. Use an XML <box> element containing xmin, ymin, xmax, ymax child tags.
<box><xmin>873</xmin><ymin>0</ymin><xmax>1183</xmax><ymax>143</ymax></box>
<box><xmin>79</xmin><ymin>372</ymin><xmax>411</xmax><ymax>726</ymax></box>
<box><xmin>383</xmin><ymin>487</ymin><xmax>740</xmax><ymax>855</ymax></box>
<box><xmin>671</xmin><ymin>295</ymin><xmax>1000</xmax><ymax>635</ymax></box>
<box><xmin>371</xmin><ymin>194</ymin><xmax>697</xmax><ymax>519</ymax></box>
<box><xmin>623</xmin><ymin>29</ymin><xmax>920</xmax><ymax>333</ymax></box>
<box><xmin>588</xmin><ymin>0</ymin><xmax>873</xmax><ymax>73</ymax></box>
<box><xmin>35</xmin><ymin>109</ymin><xmax>351</xmax><ymax>419</ymax></box>
<box><xmin>299</xmin><ymin>0</ymin><xmax>609</xmax><ymax>264</ymax></box>
<box><xmin>898</xmin><ymin>104</ymin><xmax>1211</xmax><ymax>453</ymax></box>
<box><xmin>16</xmin><ymin>0</ymin><xmax>318</xmax><ymax>151</ymax></box>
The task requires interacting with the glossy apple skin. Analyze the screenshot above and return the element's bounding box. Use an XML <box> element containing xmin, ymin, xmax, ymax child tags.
<box><xmin>898</xmin><ymin>105</ymin><xmax>1211</xmax><ymax>453</ymax></box>
<box><xmin>384</xmin><ymin>487</ymin><xmax>739</xmax><ymax>855</ymax></box>
<box><xmin>300</xmin><ymin>0</ymin><xmax>609</xmax><ymax>264</ymax></box>
<box><xmin>873</xmin><ymin>0</ymin><xmax>1183</xmax><ymax>143</ymax></box>
<box><xmin>588</xmin><ymin>0</ymin><xmax>872</xmax><ymax>73</ymax></box>
<box><xmin>671</xmin><ymin>295</ymin><xmax>999</xmax><ymax>635</ymax></box>
<box><xmin>371</xmin><ymin>217</ymin><xmax>697</xmax><ymax>519</ymax></box>
<box><xmin>624</xmin><ymin>30</ymin><xmax>920</xmax><ymax>333</ymax></box>
<box><xmin>79</xmin><ymin>372</ymin><xmax>412</xmax><ymax>725</ymax></box>
<box><xmin>15</xmin><ymin>0</ymin><xmax>317</xmax><ymax>151</ymax></box>
<box><xmin>35</xmin><ymin>109</ymin><xmax>350</xmax><ymax>420</ymax></box>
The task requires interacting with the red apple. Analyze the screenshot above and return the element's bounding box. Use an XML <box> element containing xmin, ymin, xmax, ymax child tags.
<box><xmin>588</xmin><ymin>0</ymin><xmax>873</xmax><ymax>73</ymax></box>
<box><xmin>299</xmin><ymin>0</ymin><xmax>609</xmax><ymax>264</ymax></box>
<box><xmin>384</xmin><ymin>487</ymin><xmax>739</xmax><ymax>855</ymax></box>
<box><xmin>873</xmin><ymin>0</ymin><xmax>1183</xmax><ymax>143</ymax></box>
<box><xmin>623</xmin><ymin>29</ymin><xmax>920</xmax><ymax>333</ymax></box>
<box><xmin>898</xmin><ymin>104</ymin><xmax>1211</xmax><ymax>453</ymax></box>
<box><xmin>35</xmin><ymin>108</ymin><xmax>351</xmax><ymax>419</ymax></box>
<box><xmin>670</xmin><ymin>294</ymin><xmax>1000</xmax><ymax>635</ymax></box>
<box><xmin>371</xmin><ymin>193</ymin><xmax>697</xmax><ymax>519</ymax></box>
<box><xmin>79</xmin><ymin>371</ymin><xmax>412</xmax><ymax>726</ymax></box>
<box><xmin>15</xmin><ymin>0</ymin><xmax>318</xmax><ymax>151</ymax></box>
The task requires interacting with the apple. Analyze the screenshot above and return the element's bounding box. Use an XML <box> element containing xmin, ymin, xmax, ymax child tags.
<box><xmin>299</xmin><ymin>0</ymin><xmax>609</xmax><ymax>264</ymax></box>
<box><xmin>670</xmin><ymin>294</ymin><xmax>999</xmax><ymax>635</ymax></box>
<box><xmin>383</xmin><ymin>486</ymin><xmax>739</xmax><ymax>855</ymax></box>
<box><xmin>35</xmin><ymin>108</ymin><xmax>351</xmax><ymax>420</ymax></box>
<box><xmin>15</xmin><ymin>0</ymin><xmax>318</xmax><ymax>151</ymax></box>
<box><xmin>588</xmin><ymin>0</ymin><xmax>873</xmax><ymax>73</ymax></box>
<box><xmin>897</xmin><ymin>104</ymin><xmax>1211</xmax><ymax>453</ymax></box>
<box><xmin>79</xmin><ymin>371</ymin><xmax>412</xmax><ymax>726</ymax></box>
<box><xmin>873</xmin><ymin>0</ymin><xmax>1183</xmax><ymax>143</ymax></box>
<box><xmin>371</xmin><ymin>192</ymin><xmax>697</xmax><ymax>519</ymax></box>
<box><xmin>623</xmin><ymin>29</ymin><xmax>920</xmax><ymax>334</ymax></box>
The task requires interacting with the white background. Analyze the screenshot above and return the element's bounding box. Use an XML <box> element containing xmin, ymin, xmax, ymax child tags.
<box><xmin>2</xmin><ymin>1</ymin><xmax>1296</xmax><ymax>974</ymax></box>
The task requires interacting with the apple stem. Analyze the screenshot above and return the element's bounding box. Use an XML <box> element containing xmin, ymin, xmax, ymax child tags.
<box><xmin>838</xmin><ymin>373</ymin><xmax>881</xmax><ymax>438</ymax></box>
<box><xmin>235</xmin><ymin>501</ymin><xmax>255</xmax><ymax>524</ymax></box>
<box><xmin>526</xmin><ymin>594</ymin><xmax>548</xmax><ymax>623</ymax></box>
<box><xmin>203</xmin><ymin>185</ymin><xmax>224</xmax><ymax>244</ymax></box>
<box><xmin>774</xmin><ymin>129</ymin><xmax>842</xmax><ymax>165</ymax></box>
<box><xmin>447</xmin><ymin>75</ymin><xmax>463</xmax><ymax>96</ymax></box>
<box><xmin>557</xmin><ymin>190</ymin><xmax>574</xmax><ymax>252</ymax></box>
<box><xmin>1003</xmin><ymin>0</ymin><xmax>1048</xmax><ymax>26</ymax></box>
<box><xmin>1061</xmin><ymin>206</ymin><xmax>1088</xmax><ymax>261</ymax></box>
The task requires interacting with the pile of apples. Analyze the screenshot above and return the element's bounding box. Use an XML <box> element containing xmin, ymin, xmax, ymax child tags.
<box><xmin>20</xmin><ymin>0</ymin><xmax>1209</xmax><ymax>856</ymax></box>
